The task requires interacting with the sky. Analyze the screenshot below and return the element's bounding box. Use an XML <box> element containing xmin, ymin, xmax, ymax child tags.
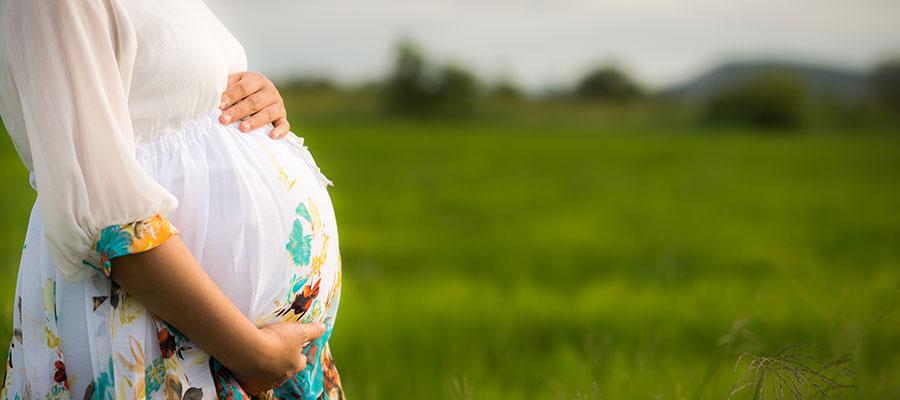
<box><xmin>206</xmin><ymin>0</ymin><xmax>900</xmax><ymax>90</ymax></box>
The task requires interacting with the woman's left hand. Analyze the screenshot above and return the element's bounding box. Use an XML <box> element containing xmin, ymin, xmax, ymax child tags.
<box><xmin>219</xmin><ymin>71</ymin><xmax>290</xmax><ymax>139</ymax></box>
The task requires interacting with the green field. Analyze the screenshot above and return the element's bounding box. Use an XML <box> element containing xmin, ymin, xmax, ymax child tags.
<box><xmin>2</xmin><ymin>93</ymin><xmax>899</xmax><ymax>399</ymax></box>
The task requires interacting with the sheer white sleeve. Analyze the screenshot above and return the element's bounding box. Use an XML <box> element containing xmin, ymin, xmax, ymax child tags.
<box><xmin>0</xmin><ymin>0</ymin><xmax>178</xmax><ymax>281</ymax></box>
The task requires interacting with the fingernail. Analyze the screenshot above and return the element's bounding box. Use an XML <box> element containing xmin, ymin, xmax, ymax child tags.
<box><xmin>269</xmin><ymin>130</ymin><xmax>278</xmax><ymax>139</ymax></box>
<box><xmin>219</xmin><ymin>100</ymin><xmax>227</xmax><ymax>109</ymax></box>
<box><xmin>241</xmin><ymin>122</ymin><xmax>250</xmax><ymax>132</ymax></box>
<box><xmin>221</xmin><ymin>114</ymin><xmax>232</xmax><ymax>124</ymax></box>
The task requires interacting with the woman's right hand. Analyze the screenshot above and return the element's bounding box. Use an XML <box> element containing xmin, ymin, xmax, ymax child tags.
<box><xmin>233</xmin><ymin>321</ymin><xmax>327</xmax><ymax>393</ymax></box>
<box><xmin>109</xmin><ymin>237</ymin><xmax>327</xmax><ymax>396</ymax></box>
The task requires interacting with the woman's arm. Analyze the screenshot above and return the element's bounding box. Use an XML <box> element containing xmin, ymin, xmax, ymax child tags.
<box><xmin>111</xmin><ymin>236</ymin><xmax>323</xmax><ymax>392</ymax></box>
<box><xmin>0</xmin><ymin>2</ymin><xmax>318</xmax><ymax>393</ymax></box>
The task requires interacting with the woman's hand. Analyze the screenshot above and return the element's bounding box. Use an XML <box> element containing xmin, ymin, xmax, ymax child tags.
<box><xmin>232</xmin><ymin>321</ymin><xmax>326</xmax><ymax>393</ymax></box>
<box><xmin>110</xmin><ymin>237</ymin><xmax>325</xmax><ymax>395</ymax></box>
<box><xmin>219</xmin><ymin>71</ymin><xmax>291</xmax><ymax>139</ymax></box>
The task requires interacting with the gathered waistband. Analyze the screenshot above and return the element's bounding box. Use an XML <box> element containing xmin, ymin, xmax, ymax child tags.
<box><xmin>27</xmin><ymin>108</ymin><xmax>332</xmax><ymax>190</ymax></box>
<box><xmin>134</xmin><ymin>107</ymin><xmax>333</xmax><ymax>188</ymax></box>
<box><xmin>136</xmin><ymin>108</ymin><xmax>247</xmax><ymax>148</ymax></box>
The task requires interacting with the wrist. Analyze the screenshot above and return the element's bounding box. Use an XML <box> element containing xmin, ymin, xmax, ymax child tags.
<box><xmin>248</xmin><ymin>327</ymin><xmax>278</xmax><ymax>370</ymax></box>
<box><xmin>218</xmin><ymin>322</ymin><xmax>273</xmax><ymax>375</ymax></box>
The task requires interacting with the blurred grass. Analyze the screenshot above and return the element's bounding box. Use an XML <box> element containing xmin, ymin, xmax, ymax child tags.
<box><xmin>2</xmin><ymin>92</ymin><xmax>899</xmax><ymax>398</ymax></box>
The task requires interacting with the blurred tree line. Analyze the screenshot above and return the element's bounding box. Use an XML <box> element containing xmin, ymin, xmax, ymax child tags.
<box><xmin>283</xmin><ymin>39</ymin><xmax>900</xmax><ymax>131</ymax></box>
<box><xmin>702</xmin><ymin>73</ymin><xmax>807</xmax><ymax>128</ymax></box>
<box><xmin>382</xmin><ymin>40</ymin><xmax>480</xmax><ymax>116</ymax></box>
<box><xmin>700</xmin><ymin>60</ymin><xmax>900</xmax><ymax>130</ymax></box>
<box><xmin>379</xmin><ymin>40</ymin><xmax>646</xmax><ymax>116</ymax></box>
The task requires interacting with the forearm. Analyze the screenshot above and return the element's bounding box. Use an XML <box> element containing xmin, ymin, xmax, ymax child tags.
<box><xmin>109</xmin><ymin>235</ymin><xmax>260</xmax><ymax>370</ymax></box>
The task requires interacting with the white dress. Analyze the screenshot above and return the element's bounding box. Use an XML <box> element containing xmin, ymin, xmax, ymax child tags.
<box><xmin>0</xmin><ymin>1</ymin><xmax>344</xmax><ymax>399</ymax></box>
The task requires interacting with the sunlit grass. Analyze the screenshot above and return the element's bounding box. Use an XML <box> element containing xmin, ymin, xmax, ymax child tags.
<box><xmin>1</xmin><ymin>93</ymin><xmax>899</xmax><ymax>398</ymax></box>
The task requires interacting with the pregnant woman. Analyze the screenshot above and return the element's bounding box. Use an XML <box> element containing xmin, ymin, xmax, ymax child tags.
<box><xmin>0</xmin><ymin>1</ymin><xmax>343</xmax><ymax>399</ymax></box>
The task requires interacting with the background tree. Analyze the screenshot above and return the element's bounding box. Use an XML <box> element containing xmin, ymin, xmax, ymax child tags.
<box><xmin>490</xmin><ymin>75</ymin><xmax>525</xmax><ymax>100</ymax></box>
<box><xmin>433</xmin><ymin>64</ymin><xmax>479</xmax><ymax>115</ymax></box>
<box><xmin>574</xmin><ymin>65</ymin><xmax>642</xmax><ymax>101</ymax></box>
<box><xmin>383</xmin><ymin>40</ymin><xmax>433</xmax><ymax>114</ymax></box>
<box><xmin>871</xmin><ymin>58</ymin><xmax>900</xmax><ymax>113</ymax></box>
<box><xmin>703</xmin><ymin>73</ymin><xmax>807</xmax><ymax>129</ymax></box>
<box><xmin>382</xmin><ymin>40</ymin><xmax>480</xmax><ymax>116</ymax></box>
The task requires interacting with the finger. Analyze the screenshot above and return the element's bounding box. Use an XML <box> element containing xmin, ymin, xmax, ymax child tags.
<box><xmin>294</xmin><ymin>322</ymin><xmax>326</xmax><ymax>343</ymax></box>
<box><xmin>240</xmin><ymin>104</ymin><xmax>285</xmax><ymax>133</ymax></box>
<box><xmin>220</xmin><ymin>74</ymin><xmax>265</xmax><ymax>113</ymax></box>
<box><xmin>297</xmin><ymin>354</ymin><xmax>307</xmax><ymax>370</ymax></box>
<box><xmin>275</xmin><ymin>375</ymin><xmax>292</xmax><ymax>389</ymax></box>
<box><xmin>224</xmin><ymin>92</ymin><xmax>278</xmax><ymax>127</ymax></box>
<box><xmin>226</xmin><ymin>72</ymin><xmax>243</xmax><ymax>88</ymax></box>
<box><xmin>271</xmin><ymin>118</ymin><xmax>290</xmax><ymax>139</ymax></box>
<box><xmin>220</xmin><ymin>73</ymin><xmax>244</xmax><ymax>109</ymax></box>
<box><xmin>275</xmin><ymin>372</ymin><xmax>297</xmax><ymax>388</ymax></box>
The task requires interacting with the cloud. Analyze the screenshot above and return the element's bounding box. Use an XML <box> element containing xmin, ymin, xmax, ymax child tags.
<box><xmin>206</xmin><ymin>0</ymin><xmax>900</xmax><ymax>89</ymax></box>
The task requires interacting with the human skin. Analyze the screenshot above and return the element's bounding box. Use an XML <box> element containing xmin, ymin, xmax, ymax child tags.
<box><xmin>220</xmin><ymin>71</ymin><xmax>291</xmax><ymax>139</ymax></box>
<box><xmin>110</xmin><ymin>73</ymin><xmax>317</xmax><ymax>393</ymax></box>
<box><xmin>111</xmin><ymin>236</ymin><xmax>322</xmax><ymax>393</ymax></box>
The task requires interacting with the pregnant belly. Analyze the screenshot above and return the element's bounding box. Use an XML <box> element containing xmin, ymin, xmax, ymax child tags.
<box><xmin>135</xmin><ymin>109</ymin><xmax>342</xmax><ymax>327</ymax></box>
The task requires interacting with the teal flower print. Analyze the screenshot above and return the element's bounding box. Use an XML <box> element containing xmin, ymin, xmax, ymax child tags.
<box><xmin>286</xmin><ymin>219</ymin><xmax>312</xmax><ymax>266</ymax></box>
<box><xmin>296</xmin><ymin>203</ymin><xmax>312</xmax><ymax>223</ymax></box>
<box><xmin>144</xmin><ymin>357</ymin><xmax>165</xmax><ymax>397</ymax></box>
<box><xmin>88</xmin><ymin>357</ymin><xmax>115</xmax><ymax>400</ymax></box>
<box><xmin>96</xmin><ymin>226</ymin><xmax>132</xmax><ymax>261</ymax></box>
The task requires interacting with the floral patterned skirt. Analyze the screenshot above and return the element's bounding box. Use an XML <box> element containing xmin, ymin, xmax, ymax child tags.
<box><xmin>1</xmin><ymin>109</ymin><xmax>344</xmax><ymax>400</ymax></box>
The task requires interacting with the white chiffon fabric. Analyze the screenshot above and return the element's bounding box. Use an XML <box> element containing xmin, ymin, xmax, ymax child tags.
<box><xmin>0</xmin><ymin>0</ymin><xmax>247</xmax><ymax>280</ymax></box>
<box><xmin>0</xmin><ymin>0</ymin><xmax>344</xmax><ymax>399</ymax></box>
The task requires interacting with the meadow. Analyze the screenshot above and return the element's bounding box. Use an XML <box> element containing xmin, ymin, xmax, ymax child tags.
<box><xmin>1</xmin><ymin>92</ymin><xmax>899</xmax><ymax>399</ymax></box>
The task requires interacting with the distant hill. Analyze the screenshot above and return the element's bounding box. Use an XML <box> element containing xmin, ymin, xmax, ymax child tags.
<box><xmin>667</xmin><ymin>61</ymin><xmax>870</xmax><ymax>102</ymax></box>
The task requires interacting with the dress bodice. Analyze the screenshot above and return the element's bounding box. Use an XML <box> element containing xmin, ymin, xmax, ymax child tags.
<box><xmin>117</xmin><ymin>0</ymin><xmax>248</xmax><ymax>140</ymax></box>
